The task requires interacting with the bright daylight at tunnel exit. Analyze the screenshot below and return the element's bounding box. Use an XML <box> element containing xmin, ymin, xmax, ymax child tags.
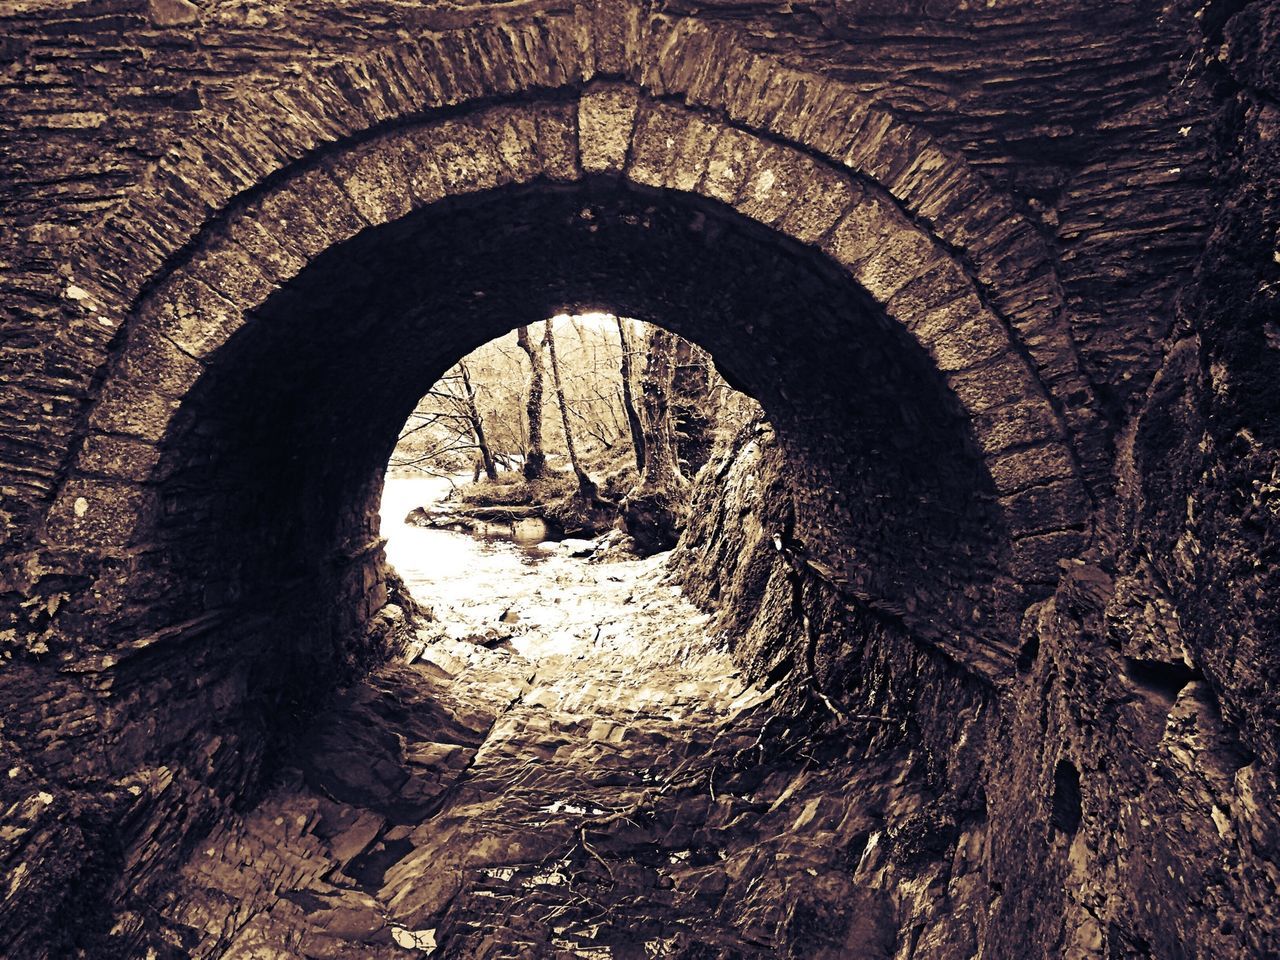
<box><xmin>378</xmin><ymin>312</ymin><xmax>756</xmax><ymax>669</ymax></box>
<box><xmin>2</xmin><ymin>1</ymin><xmax>1279</xmax><ymax>958</ymax></box>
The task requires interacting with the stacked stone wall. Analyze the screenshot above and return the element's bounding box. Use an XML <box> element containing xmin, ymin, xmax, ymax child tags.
<box><xmin>0</xmin><ymin>0</ymin><xmax>1275</xmax><ymax>955</ymax></box>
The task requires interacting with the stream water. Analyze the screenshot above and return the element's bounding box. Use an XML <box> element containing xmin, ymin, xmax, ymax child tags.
<box><xmin>379</xmin><ymin>475</ymin><xmax>665</xmax><ymax>662</ymax></box>
<box><xmin>380</xmin><ymin>475</ymin><xmax>546</xmax><ymax>593</ymax></box>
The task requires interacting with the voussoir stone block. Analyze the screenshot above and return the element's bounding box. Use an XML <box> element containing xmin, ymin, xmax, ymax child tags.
<box><xmin>325</xmin><ymin>137</ymin><xmax>416</xmax><ymax>226</ymax></box>
<box><xmin>821</xmin><ymin>195</ymin><xmax>898</xmax><ymax>271</ymax></box>
<box><xmin>627</xmin><ymin>102</ymin><xmax>716</xmax><ymax>191</ymax></box>
<box><xmin>398</xmin><ymin>128</ymin><xmax>448</xmax><ymax>206</ymax></box>
<box><xmin>186</xmin><ymin>234</ymin><xmax>280</xmax><ymax>309</ymax></box>
<box><xmin>77</xmin><ymin>433</ymin><xmax>162</xmax><ymax>483</ymax></box>
<box><xmin>986</xmin><ymin>441</ymin><xmax>1078</xmax><ymax>495</ymax></box>
<box><xmin>578</xmin><ymin>84</ymin><xmax>639</xmax><ymax>175</ymax></box>
<box><xmin>853</xmin><ymin>222</ymin><xmax>942</xmax><ymax>303</ymax></box>
<box><xmin>222</xmin><ymin>215</ymin><xmax>308</xmax><ymax>284</ymax></box>
<box><xmin>487</xmin><ymin>105</ymin><xmax>546</xmax><ymax>185</ymax></box>
<box><xmin>912</xmin><ymin>295</ymin><xmax>1007</xmax><ymax>372</ymax></box>
<box><xmin>533</xmin><ymin>102</ymin><xmax>580</xmax><ymax>183</ymax></box>
<box><xmin>1001</xmin><ymin>478</ymin><xmax>1088</xmax><ymax>537</ymax></box>
<box><xmin>143</xmin><ymin>276</ymin><xmax>244</xmax><ymax>360</ymax></box>
<box><xmin>306</xmin><ymin>165</ymin><xmax>375</xmax><ymax>233</ymax></box>
<box><xmin>116</xmin><ymin>327</ymin><xmax>203</xmax><ymax>400</ymax></box>
<box><xmin>253</xmin><ymin>167</ymin><xmax>367</xmax><ymax>260</ymax></box>
<box><xmin>947</xmin><ymin>354</ymin><xmax>1043</xmax><ymax>415</ymax></box>
<box><xmin>778</xmin><ymin>164</ymin><xmax>860</xmax><ymax>244</ymax></box>
<box><xmin>622</xmin><ymin>103</ymin><xmax>686</xmax><ymax>189</ymax></box>
<box><xmin>430</xmin><ymin>118</ymin><xmax>509</xmax><ymax>195</ymax></box>
<box><xmin>733</xmin><ymin>142</ymin><xmax>816</xmax><ymax>227</ymax></box>
<box><xmin>972</xmin><ymin>397</ymin><xmax>1062</xmax><ymax>456</ymax></box>
<box><xmin>701</xmin><ymin>126</ymin><xmax>767</xmax><ymax>205</ymax></box>
<box><xmin>887</xmin><ymin>258</ymin><xmax>975</xmax><ymax>319</ymax></box>
<box><xmin>824</xmin><ymin>192</ymin><xmax>947</xmax><ymax>300</ymax></box>
<box><xmin>46</xmin><ymin>479</ymin><xmax>149</xmax><ymax>549</ymax></box>
<box><xmin>89</xmin><ymin>380</ymin><xmax>179</xmax><ymax>443</ymax></box>
<box><xmin>1010</xmin><ymin>530</ymin><xmax>1089</xmax><ymax>583</ymax></box>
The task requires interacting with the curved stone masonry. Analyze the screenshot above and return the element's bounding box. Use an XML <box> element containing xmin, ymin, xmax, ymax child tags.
<box><xmin>52</xmin><ymin>89</ymin><xmax>1088</xmax><ymax>615</ymax></box>
<box><xmin>5</xmin><ymin>63</ymin><xmax>1097</xmax><ymax>949</ymax></box>
<box><xmin>5</xmin><ymin>2</ymin><xmax>1276</xmax><ymax>956</ymax></box>
<box><xmin>25</xmin><ymin>11</ymin><xmax>1105</xmax><ymax>549</ymax></box>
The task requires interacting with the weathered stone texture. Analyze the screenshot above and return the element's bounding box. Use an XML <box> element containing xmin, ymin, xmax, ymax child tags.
<box><xmin>0</xmin><ymin>0</ymin><xmax>1276</xmax><ymax>956</ymax></box>
<box><xmin>678</xmin><ymin>413</ymin><xmax>1278</xmax><ymax>958</ymax></box>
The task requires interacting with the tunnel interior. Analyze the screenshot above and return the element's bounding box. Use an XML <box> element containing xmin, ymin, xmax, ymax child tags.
<box><xmin>134</xmin><ymin>180</ymin><xmax>1015</xmax><ymax>738</ymax></box>
<box><xmin>54</xmin><ymin>176</ymin><xmax>1027</xmax><ymax>955</ymax></box>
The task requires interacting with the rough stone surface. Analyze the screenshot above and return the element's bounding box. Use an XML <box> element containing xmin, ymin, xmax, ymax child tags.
<box><xmin>677</xmin><ymin>418</ymin><xmax>1279</xmax><ymax>959</ymax></box>
<box><xmin>1</xmin><ymin>0</ymin><xmax>1276</xmax><ymax>956</ymax></box>
<box><xmin>144</xmin><ymin>556</ymin><xmax>989</xmax><ymax>959</ymax></box>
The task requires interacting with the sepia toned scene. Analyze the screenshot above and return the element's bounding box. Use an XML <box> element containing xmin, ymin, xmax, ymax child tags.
<box><xmin>1</xmin><ymin>1</ymin><xmax>1278</xmax><ymax>958</ymax></box>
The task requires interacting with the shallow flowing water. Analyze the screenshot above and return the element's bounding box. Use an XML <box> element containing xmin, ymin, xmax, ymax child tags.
<box><xmin>380</xmin><ymin>474</ymin><xmax>544</xmax><ymax>580</ymax></box>
<box><xmin>379</xmin><ymin>475</ymin><xmax>670</xmax><ymax>662</ymax></box>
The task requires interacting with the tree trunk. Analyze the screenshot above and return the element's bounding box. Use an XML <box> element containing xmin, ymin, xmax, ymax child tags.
<box><xmin>616</xmin><ymin>316</ymin><xmax>646</xmax><ymax>473</ymax></box>
<box><xmin>515</xmin><ymin>325</ymin><xmax>546</xmax><ymax>480</ymax></box>
<box><xmin>669</xmin><ymin>338</ymin><xmax>716</xmax><ymax>477</ymax></box>
<box><xmin>621</xmin><ymin>326</ymin><xmax>690</xmax><ymax>552</ymax></box>
<box><xmin>544</xmin><ymin>319</ymin><xmax>599</xmax><ymax>500</ymax></box>
<box><xmin>457</xmin><ymin>360</ymin><xmax>498</xmax><ymax>482</ymax></box>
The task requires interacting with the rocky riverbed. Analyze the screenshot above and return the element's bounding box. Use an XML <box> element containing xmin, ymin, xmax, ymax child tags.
<box><xmin>144</xmin><ymin>479</ymin><xmax>921</xmax><ymax>958</ymax></box>
<box><xmin>380</xmin><ymin>475</ymin><xmax>647</xmax><ymax>656</ymax></box>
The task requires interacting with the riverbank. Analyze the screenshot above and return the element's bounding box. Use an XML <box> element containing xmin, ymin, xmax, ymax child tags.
<box><xmin>381</xmin><ymin>476</ymin><xmax>645</xmax><ymax>661</ymax></box>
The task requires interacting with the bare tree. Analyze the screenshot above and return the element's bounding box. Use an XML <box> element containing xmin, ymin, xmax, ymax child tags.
<box><xmin>617</xmin><ymin>316</ymin><xmax>646</xmax><ymax>472</ymax></box>
<box><xmin>390</xmin><ymin>407</ymin><xmax>479</xmax><ymax>472</ymax></box>
<box><xmin>457</xmin><ymin>359</ymin><xmax>498</xmax><ymax>482</ymax></box>
<box><xmin>621</xmin><ymin>326</ymin><xmax>689</xmax><ymax>551</ymax></box>
<box><xmin>669</xmin><ymin>338</ymin><xmax>717</xmax><ymax>476</ymax></box>
<box><xmin>545</xmin><ymin>319</ymin><xmax>605</xmax><ymax>502</ymax></box>
<box><xmin>515</xmin><ymin>325</ymin><xmax>546</xmax><ymax>480</ymax></box>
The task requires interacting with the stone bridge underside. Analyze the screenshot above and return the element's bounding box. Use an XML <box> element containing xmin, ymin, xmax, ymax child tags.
<box><xmin>1</xmin><ymin>1</ymin><xmax>1278</xmax><ymax>958</ymax></box>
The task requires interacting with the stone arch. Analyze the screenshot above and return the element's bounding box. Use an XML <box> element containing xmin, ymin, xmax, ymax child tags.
<box><xmin>50</xmin><ymin>89</ymin><xmax>1088</xmax><ymax>677</ymax></box>
<box><xmin>45</xmin><ymin>11</ymin><xmax>1105</xmax><ymax>518</ymax></box>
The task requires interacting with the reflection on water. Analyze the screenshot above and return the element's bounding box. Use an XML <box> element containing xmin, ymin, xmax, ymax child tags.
<box><xmin>379</xmin><ymin>474</ymin><xmax>680</xmax><ymax>666</ymax></box>
<box><xmin>466</xmin><ymin>516</ymin><xmax>551</xmax><ymax>548</ymax></box>
<box><xmin>379</xmin><ymin>475</ymin><xmax>549</xmax><ymax>613</ymax></box>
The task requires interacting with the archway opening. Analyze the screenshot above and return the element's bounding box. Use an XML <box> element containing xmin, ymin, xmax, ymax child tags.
<box><xmin>27</xmin><ymin>113</ymin><xmax>1076</xmax><ymax>951</ymax></box>
<box><xmin>123</xmin><ymin>181</ymin><xmax>1018</xmax><ymax>955</ymax></box>
<box><xmin>138</xmin><ymin>181</ymin><xmax>1011</xmax><ymax>738</ymax></box>
<box><xmin>378</xmin><ymin>312</ymin><xmax>755</xmax><ymax>662</ymax></box>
